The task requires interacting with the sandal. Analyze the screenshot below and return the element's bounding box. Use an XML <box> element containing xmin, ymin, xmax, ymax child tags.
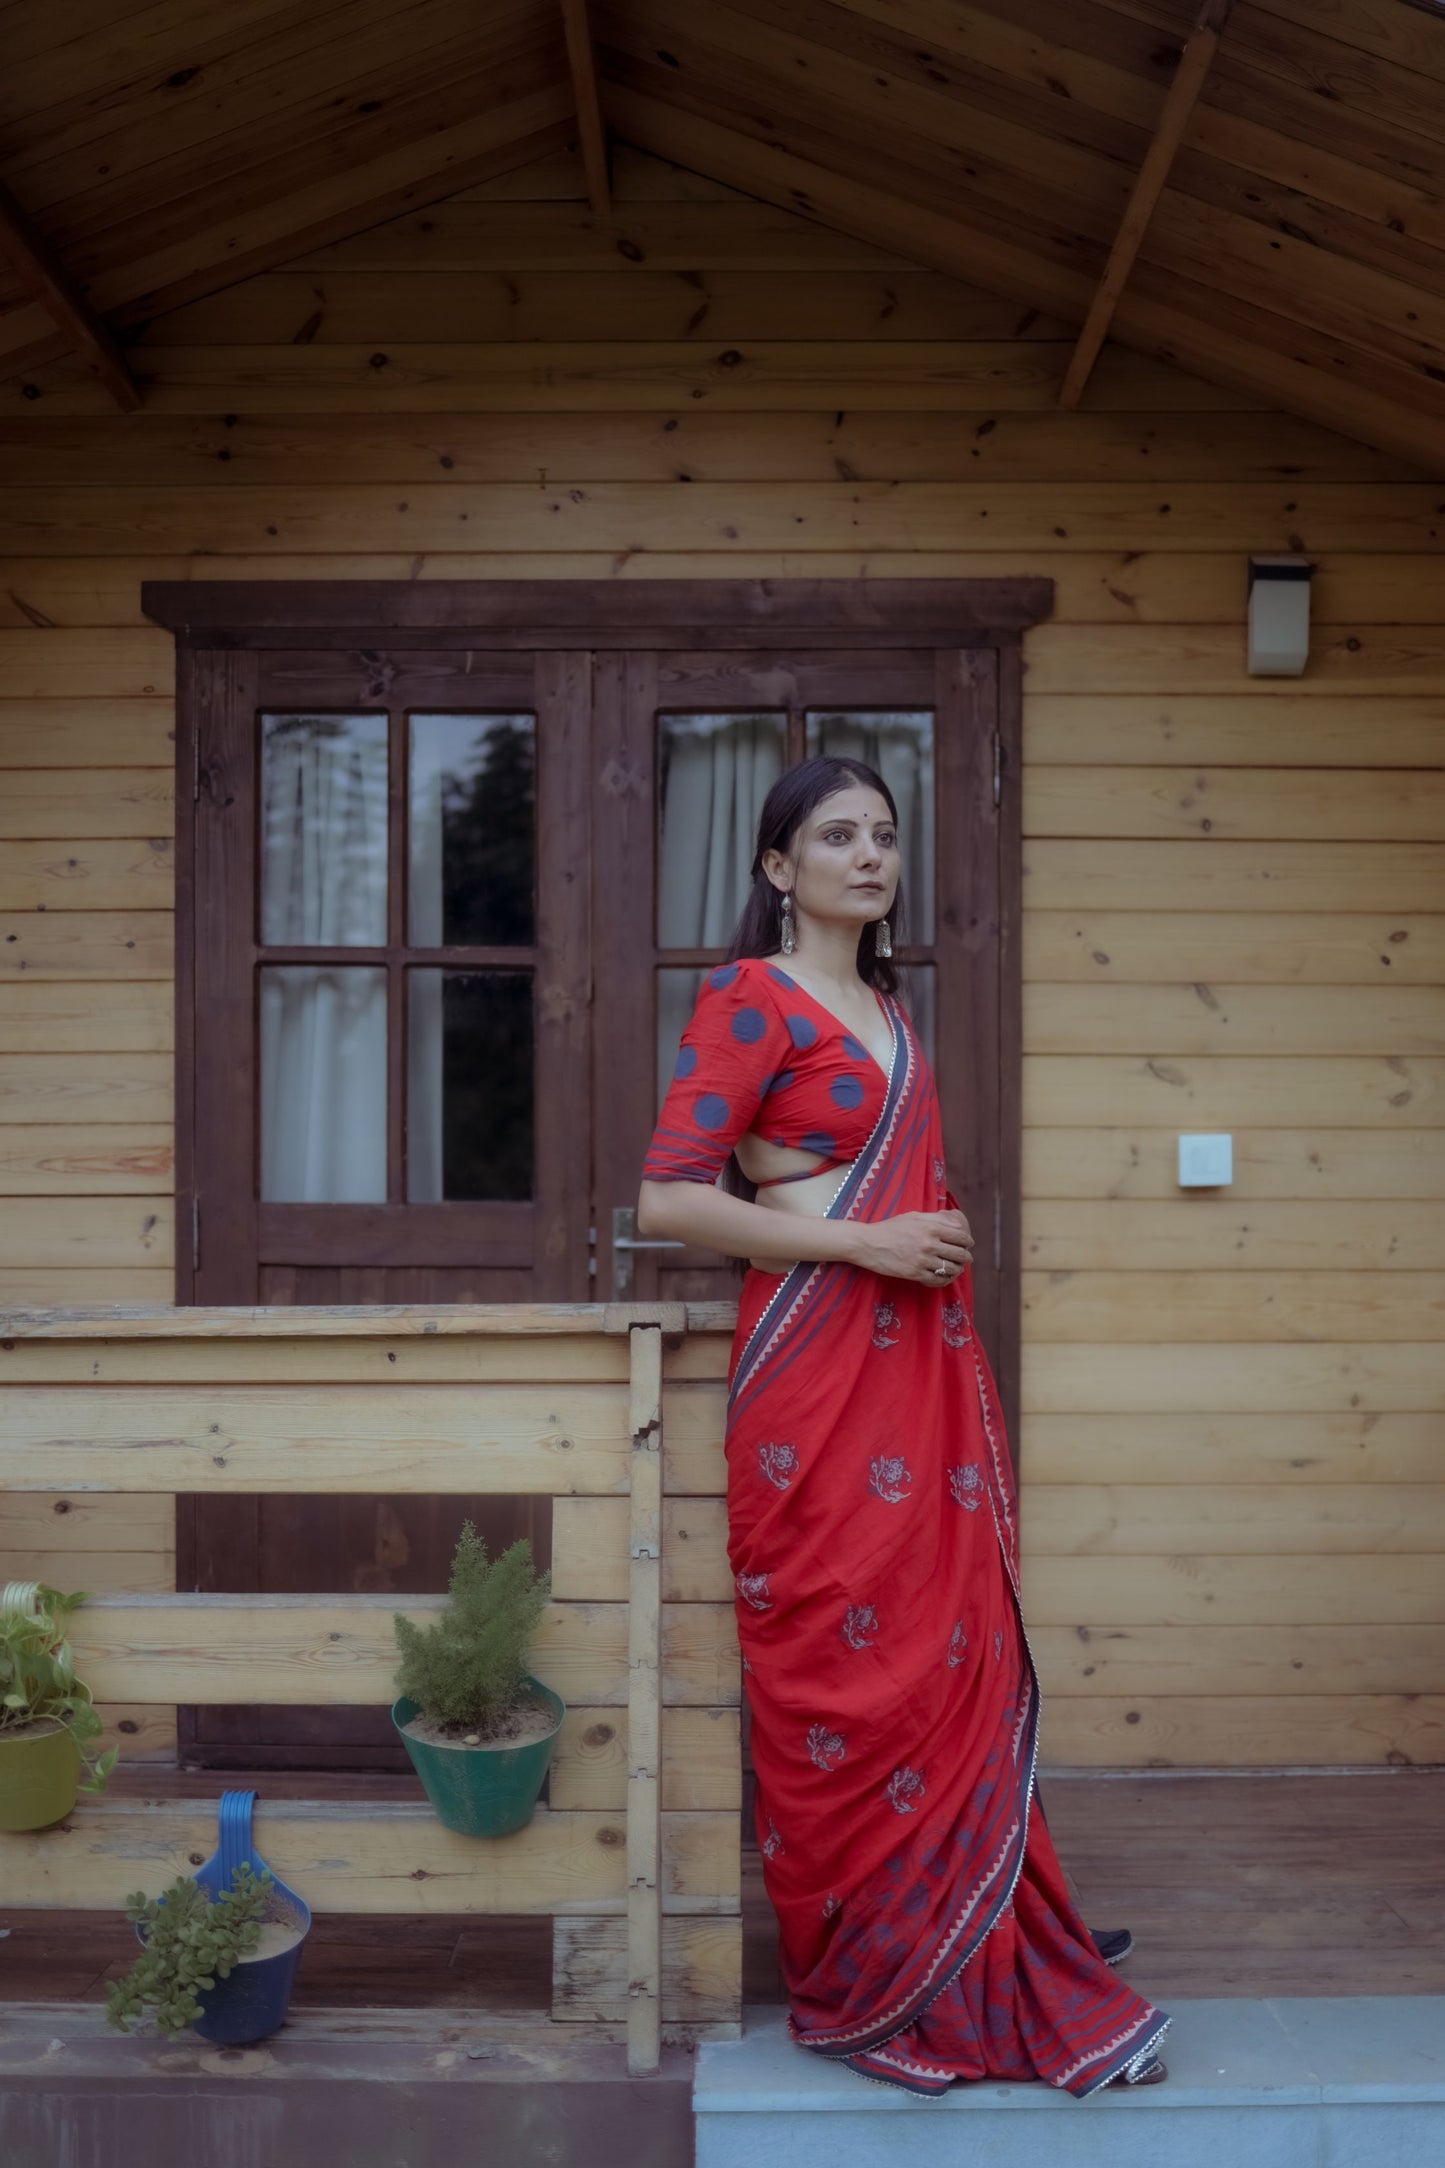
<box><xmin>1109</xmin><ymin>2054</ymin><xmax>1168</xmax><ymax>2087</ymax></box>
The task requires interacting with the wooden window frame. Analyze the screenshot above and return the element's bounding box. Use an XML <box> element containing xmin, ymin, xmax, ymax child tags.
<box><xmin>146</xmin><ymin>576</ymin><xmax>1053</xmax><ymax>1442</ymax></box>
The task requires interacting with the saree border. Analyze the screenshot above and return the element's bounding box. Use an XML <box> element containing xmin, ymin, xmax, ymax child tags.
<box><xmin>728</xmin><ymin>998</ymin><xmax>912</xmax><ymax>1419</ymax></box>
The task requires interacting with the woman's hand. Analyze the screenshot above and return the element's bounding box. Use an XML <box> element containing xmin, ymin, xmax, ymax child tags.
<box><xmin>852</xmin><ymin>1209</ymin><xmax>973</xmax><ymax>1285</ymax></box>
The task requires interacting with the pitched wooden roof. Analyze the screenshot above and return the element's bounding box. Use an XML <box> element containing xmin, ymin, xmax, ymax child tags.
<box><xmin>1</xmin><ymin>0</ymin><xmax>1443</xmax><ymax>471</ymax></box>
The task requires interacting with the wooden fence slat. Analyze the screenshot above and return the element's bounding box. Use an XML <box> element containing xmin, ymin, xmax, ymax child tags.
<box><xmin>550</xmin><ymin>1706</ymin><xmax>740</xmax><ymax>1811</ymax></box>
<box><xmin>0</xmin><ymin>1336</ymin><xmax>632</xmax><ymax>1383</ymax></box>
<box><xmin>56</xmin><ymin>1594</ymin><xmax>738</xmax><ymax>1707</ymax></box>
<box><xmin>626</xmin><ymin>1321</ymin><xmax>663</xmax><ymax>2075</ymax></box>
<box><xmin>0</xmin><ymin>1799</ymin><xmax>738</xmax><ymax>1915</ymax></box>
<box><xmin>0</xmin><ymin>1384</ymin><xmax>633</xmax><ymax>1494</ymax></box>
<box><xmin>553</xmin><ymin>1495</ymin><xmax>729</xmax><ymax>1601</ymax></box>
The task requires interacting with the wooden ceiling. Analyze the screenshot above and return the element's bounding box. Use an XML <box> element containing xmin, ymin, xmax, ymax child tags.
<box><xmin>2</xmin><ymin>0</ymin><xmax>1444</xmax><ymax>471</ymax></box>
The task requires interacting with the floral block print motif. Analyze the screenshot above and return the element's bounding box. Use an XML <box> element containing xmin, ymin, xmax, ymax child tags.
<box><xmin>868</xmin><ymin>1453</ymin><xmax>912</xmax><ymax>1503</ymax></box>
<box><xmin>649</xmin><ymin>960</ymin><xmax>1168</xmax><ymax>2100</ymax></box>
<box><xmin>872</xmin><ymin>1301</ymin><xmax>902</xmax><ymax>1350</ymax></box>
<box><xmin>885</xmin><ymin>1765</ymin><xmax>926</xmax><ymax>1814</ymax></box>
<box><xmin>949</xmin><ymin>1463</ymin><xmax>982</xmax><ymax>1510</ymax></box>
<box><xmin>758</xmin><ymin>1440</ymin><xmax>800</xmax><ymax>1490</ymax></box>
<box><xmin>808</xmin><ymin>1723</ymin><xmax>848</xmax><ymax>1772</ymax></box>
<box><xmin>942</xmin><ymin>1300</ymin><xmax>972</xmax><ymax>1349</ymax></box>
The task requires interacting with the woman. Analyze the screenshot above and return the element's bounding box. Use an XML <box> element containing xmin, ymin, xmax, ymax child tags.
<box><xmin>638</xmin><ymin>757</ymin><xmax>1169</xmax><ymax>2097</ymax></box>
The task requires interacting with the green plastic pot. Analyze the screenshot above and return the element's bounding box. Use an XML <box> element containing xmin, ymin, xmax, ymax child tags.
<box><xmin>391</xmin><ymin>1679</ymin><xmax>564</xmax><ymax>1837</ymax></box>
<box><xmin>0</xmin><ymin>1718</ymin><xmax>81</xmax><ymax>1833</ymax></box>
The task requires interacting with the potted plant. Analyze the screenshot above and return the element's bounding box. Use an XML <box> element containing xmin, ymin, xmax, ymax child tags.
<box><xmin>106</xmin><ymin>1863</ymin><xmax>310</xmax><ymax>2046</ymax></box>
<box><xmin>0</xmin><ymin>1581</ymin><xmax>117</xmax><ymax>1833</ymax></box>
<box><xmin>391</xmin><ymin>1522</ymin><xmax>561</xmax><ymax>1837</ymax></box>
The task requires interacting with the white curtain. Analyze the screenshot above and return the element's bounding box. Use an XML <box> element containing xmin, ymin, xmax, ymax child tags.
<box><xmin>259</xmin><ymin>717</ymin><xmax>389</xmax><ymax>1203</ymax></box>
<box><xmin>655</xmin><ymin>713</ymin><xmax>783</xmax><ymax>1102</ymax></box>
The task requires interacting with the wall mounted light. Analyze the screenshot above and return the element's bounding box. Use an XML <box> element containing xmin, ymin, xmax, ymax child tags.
<box><xmin>1247</xmin><ymin>554</ymin><xmax>1313</xmax><ymax>676</ymax></box>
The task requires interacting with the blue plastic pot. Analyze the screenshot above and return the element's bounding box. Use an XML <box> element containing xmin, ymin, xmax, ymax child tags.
<box><xmin>137</xmin><ymin>1791</ymin><xmax>311</xmax><ymax>2046</ymax></box>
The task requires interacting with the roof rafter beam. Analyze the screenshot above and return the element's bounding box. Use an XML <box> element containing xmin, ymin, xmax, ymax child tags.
<box><xmin>606</xmin><ymin>84</ymin><xmax>1445</xmax><ymax>476</ymax></box>
<box><xmin>0</xmin><ymin>89</ymin><xmax>576</xmax><ymax>386</ymax></box>
<box><xmin>561</xmin><ymin>0</ymin><xmax>611</xmax><ymax>220</ymax></box>
<box><xmin>0</xmin><ymin>177</ymin><xmax>140</xmax><ymax>413</ymax></box>
<box><xmin>1059</xmin><ymin>0</ymin><xmax>1233</xmax><ymax>411</ymax></box>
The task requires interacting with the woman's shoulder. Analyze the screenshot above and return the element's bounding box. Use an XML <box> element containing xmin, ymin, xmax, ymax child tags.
<box><xmin>697</xmin><ymin>954</ymin><xmax>797</xmax><ymax>1003</ymax></box>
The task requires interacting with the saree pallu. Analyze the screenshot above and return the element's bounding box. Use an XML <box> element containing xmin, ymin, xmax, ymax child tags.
<box><xmin>725</xmin><ymin>998</ymin><xmax>1170</xmax><ymax>2096</ymax></box>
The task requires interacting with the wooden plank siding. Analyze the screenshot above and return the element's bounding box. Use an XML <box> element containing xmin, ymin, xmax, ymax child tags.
<box><xmin>1</xmin><ymin>142</ymin><xmax>1442</xmax><ymax>1769</ymax></box>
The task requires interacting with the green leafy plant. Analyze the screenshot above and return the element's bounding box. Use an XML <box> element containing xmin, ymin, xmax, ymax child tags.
<box><xmin>0</xmin><ymin>1582</ymin><xmax>117</xmax><ymax>1792</ymax></box>
<box><xmin>393</xmin><ymin>1523</ymin><xmax>550</xmax><ymax>1735</ymax></box>
<box><xmin>106</xmin><ymin>1867</ymin><xmax>274</xmax><ymax>2036</ymax></box>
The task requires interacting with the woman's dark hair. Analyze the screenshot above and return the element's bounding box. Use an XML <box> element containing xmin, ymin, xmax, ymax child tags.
<box><xmin>724</xmin><ymin>756</ymin><xmax>905</xmax><ymax>994</ymax></box>
<box><xmin>716</xmin><ymin>757</ymin><xmax>905</xmax><ymax>1232</ymax></box>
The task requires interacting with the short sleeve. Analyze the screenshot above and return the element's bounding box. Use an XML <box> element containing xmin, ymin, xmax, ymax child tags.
<box><xmin>641</xmin><ymin>962</ymin><xmax>793</xmax><ymax>1184</ymax></box>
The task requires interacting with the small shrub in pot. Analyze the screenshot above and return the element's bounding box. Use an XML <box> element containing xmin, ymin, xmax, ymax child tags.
<box><xmin>106</xmin><ymin>1864</ymin><xmax>310</xmax><ymax>2044</ymax></box>
<box><xmin>391</xmin><ymin>1523</ymin><xmax>563</xmax><ymax>1837</ymax></box>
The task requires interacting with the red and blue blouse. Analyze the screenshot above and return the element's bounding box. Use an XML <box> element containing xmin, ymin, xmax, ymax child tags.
<box><xmin>641</xmin><ymin>955</ymin><xmax>892</xmax><ymax>1189</ymax></box>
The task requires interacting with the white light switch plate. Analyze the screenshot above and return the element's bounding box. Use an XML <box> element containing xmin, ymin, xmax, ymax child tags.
<box><xmin>1178</xmin><ymin>1134</ymin><xmax>1233</xmax><ymax>1187</ymax></box>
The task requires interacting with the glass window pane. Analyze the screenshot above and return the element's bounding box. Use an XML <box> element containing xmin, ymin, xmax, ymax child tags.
<box><xmin>805</xmin><ymin>710</ymin><xmax>935</xmax><ymax>942</ymax></box>
<box><xmin>657</xmin><ymin>712</ymin><xmax>786</xmax><ymax>947</ymax></box>
<box><xmin>409</xmin><ymin>714</ymin><xmax>536</xmax><ymax>947</ymax></box>
<box><xmin>656</xmin><ymin>966</ymin><xmax>706</xmax><ymax>1110</ymax></box>
<box><xmin>260</xmin><ymin>966</ymin><xmax>387</xmax><ymax>1201</ymax></box>
<box><xmin>261</xmin><ymin>713</ymin><xmax>388</xmax><ymax>947</ymax></box>
<box><xmin>408</xmin><ymin>970</ymin><xmax>533</xmax><ymax>1201</ymax></box>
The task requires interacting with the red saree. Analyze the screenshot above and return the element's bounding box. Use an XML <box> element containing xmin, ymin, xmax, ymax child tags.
<box><xmin>643</xmin><ymin>958</ymin><xmax>1169</xmax><ymax>2096</ymax></box>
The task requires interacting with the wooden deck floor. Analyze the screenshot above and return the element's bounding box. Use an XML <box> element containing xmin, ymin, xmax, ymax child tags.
<box><xmin>3</xmin><ymin>1772</ymin><xmax>1441</xmax><ymax>2009</ymax></box>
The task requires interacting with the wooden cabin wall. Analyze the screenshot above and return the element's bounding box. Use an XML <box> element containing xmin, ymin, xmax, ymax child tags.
<box><xmin>0</xmin><ymin>146</ymin><xmax>1441</xmax><ymax>1769</ymax></box>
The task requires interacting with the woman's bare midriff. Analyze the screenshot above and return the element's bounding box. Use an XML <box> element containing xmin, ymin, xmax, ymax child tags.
<box><xmin>735</xmin><ymin>1133</ymin><xmax>843</xmax><ymax>1275</ymax></box>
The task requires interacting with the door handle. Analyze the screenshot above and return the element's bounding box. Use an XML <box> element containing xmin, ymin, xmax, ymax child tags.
<box><xmin>611</xmin><ymin>1206</ymin><xmax>684</xmax><ymax>1294</ymax></box>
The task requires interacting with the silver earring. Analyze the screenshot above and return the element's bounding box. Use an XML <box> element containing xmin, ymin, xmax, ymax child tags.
<box><xmin>780</xmin><ymin>892</ymin><xmax>797</xmax><ymax>955</ymax></box>
<box><xmin>875</xmin><ymin>917</ymin><xmax>892</xmax><ymax>959</ymax></box>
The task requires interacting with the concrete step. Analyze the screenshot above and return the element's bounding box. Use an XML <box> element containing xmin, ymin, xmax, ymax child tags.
<box><xmin>695</xmin><ymin>1999</ymin><xmax>1445</xmax><ymax>2168</ymax></box>
<box><xmin>0</xmin><ymin>2002</ymin><xmax>694</xmax><ymax>2168</ymax></box>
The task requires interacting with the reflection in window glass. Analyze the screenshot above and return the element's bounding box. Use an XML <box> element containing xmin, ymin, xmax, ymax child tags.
<box><xmin>261</xmin><ymin>714</ymin><xmax>388</xmax><ymax>948</ymax></box>
<box><xmin>408</xmin><ymin>971</ymin><xmax>533</xmax><ymax>1201</ymax></box>
<box><xmin>409</xmin><ymin>714</ymin><xmax>536</xmax><ymax>948</ymax></box>
<box><xmin>657</xmin><ymin>712</ymin><xmax>786</xmax><ymax>947</ymax></box>
<box><xmin>260</xmin><ymin>966</ymin><xmax>386</xmax><ymax>1201</ymax></box>
<box><xmin>805</xmin><ymin>711</ymin><xmax>935</xmax><ymax>942</ymax></box>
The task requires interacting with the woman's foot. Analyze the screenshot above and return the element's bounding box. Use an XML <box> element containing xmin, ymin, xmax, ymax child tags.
<box><xmin>1090</xmin><ymin>1926</ymin><xmax>1134</xmax><ymax>1967</ymax></box>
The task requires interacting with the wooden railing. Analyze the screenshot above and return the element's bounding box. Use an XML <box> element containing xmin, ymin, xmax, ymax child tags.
<box><xmin>0</xmin><ymin>1302</ymin><xmax>739</xmax><ymax>2074</ymax></box>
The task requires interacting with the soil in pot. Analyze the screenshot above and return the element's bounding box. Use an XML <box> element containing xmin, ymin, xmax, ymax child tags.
<box><xmin>242</xmin><ymin>1917</ymin><xmax>308</xmax><ymax>1964</ymax></box>
<box><xmin>401</xmin><ymin>1689</ymin><xmax>559</xmax><ymax>1753</ymax></box>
